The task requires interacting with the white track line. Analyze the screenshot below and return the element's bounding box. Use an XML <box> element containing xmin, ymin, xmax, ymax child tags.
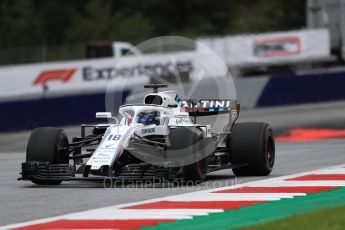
<box><xmin>65</xmin><ymin>209</ymin><xmax>224</xmax><ymax>220</ymax></box>
<box><xmin>314</xmin><ymin>168</ymin><xmax>345</xmax><ymax>174</ymax></box>
<box><xmin>166</xmin><ymin>193</ymin><xmax>299</xmax><ymax>201</ymax></box>
<box><xmin>261</xmin><ymin>181</ymin><xmax>345</xmax><ymax>187</ymax></box>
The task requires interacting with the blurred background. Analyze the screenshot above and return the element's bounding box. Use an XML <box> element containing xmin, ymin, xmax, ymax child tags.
<box><xmin>0</xmin><ymin>0</ymin><xmax>306</xmax><ymax>64</ymax></box>
<box><xmin>1</xmin><ymin>0</ymin><xmax>345</xmax><ymax>135</ymax></box>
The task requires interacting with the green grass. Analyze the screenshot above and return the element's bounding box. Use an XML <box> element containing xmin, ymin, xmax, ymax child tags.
<box><xmin>240</xmin><ymin>205</ymin><xmax>345</xmax><ymax>230</ymax></box>
<box><xmin>143</xmin><ymin>187</ymin><xmax>345</xmax><ymax>230</ymax></box>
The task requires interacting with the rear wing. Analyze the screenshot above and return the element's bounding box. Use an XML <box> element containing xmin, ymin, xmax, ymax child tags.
<box><xmin>183</xmin><ymin>99</ymin><xmax>240</xmax><ymax>125</ymax></box>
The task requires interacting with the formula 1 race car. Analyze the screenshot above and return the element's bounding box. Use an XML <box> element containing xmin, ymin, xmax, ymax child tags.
<box><xmin>19</xmin><ymin>84</ymin><xmax>275</xmax><ymax>185</ymax></box>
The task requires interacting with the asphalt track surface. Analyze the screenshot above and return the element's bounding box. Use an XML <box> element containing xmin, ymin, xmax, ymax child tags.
<box><xmin>1</xmin><ymin>101</ymin><xmax>345</xmax><ymax>226</ymax></box>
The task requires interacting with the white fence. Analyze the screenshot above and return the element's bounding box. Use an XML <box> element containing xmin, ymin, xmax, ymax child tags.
<box><xmin>197</xmin><ymin>29</ymin><xmax>331</xmax><ymax>67</ymax></box>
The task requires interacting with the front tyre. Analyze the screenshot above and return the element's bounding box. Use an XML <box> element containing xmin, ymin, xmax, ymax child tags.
<box><xmin>26</xmin><ymin>127</ymin><xmax>69</xmax><ymax>185</ymax></box>
<box><xmin>229</xmin><ymin>122</ymin><xmax>275</xmax><ymax>176</ymax></box>
<box><xmin>167</xmin><ymin>127</ymin><xmax>207</xmax><ymax>183</ymax></box>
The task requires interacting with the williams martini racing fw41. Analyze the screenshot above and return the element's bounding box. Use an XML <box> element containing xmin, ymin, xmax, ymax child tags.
<box><xmin>19</xmin><ymin>84</ymin><xmax>275</xmax><ymax>185</ymax></box>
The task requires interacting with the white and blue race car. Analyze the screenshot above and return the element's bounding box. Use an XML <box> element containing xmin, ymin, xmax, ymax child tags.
<box><xmin>20</xmin><ymin>84</ymin><xmax>275</xmax><ymax>185</ymax></box>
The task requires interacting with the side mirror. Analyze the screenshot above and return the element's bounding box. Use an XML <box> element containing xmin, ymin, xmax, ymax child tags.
<box><xmin>96</xmin><ymin>112</ymin><xmax>119</xmax><ymax>124</ymax></box>
<box><xmin>96</xmin><ymin>112</ymin><xmax>112</xmax><ymax>119</ymax></box>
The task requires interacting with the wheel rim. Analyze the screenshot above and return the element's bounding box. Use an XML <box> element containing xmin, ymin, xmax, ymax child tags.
<box><xmin>266</xmin><ymin>135</ymin><xmax>275</xmax><ymax>168</ymax></box>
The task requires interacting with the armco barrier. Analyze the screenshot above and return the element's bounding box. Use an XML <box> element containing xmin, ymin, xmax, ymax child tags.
<box><xmin>257</xmin><ymin>70</ymin><xmax>345</xmax><ymax>107</ymax></box>
<box><xmin>0</xmin><ymin>77</ymin><xmax>236</xmax><ymax>132</ymax></box>
<box><xmin>2</xmin><ymin>68</ymin><xmax>345</xmax><ymax>132</ymax></box>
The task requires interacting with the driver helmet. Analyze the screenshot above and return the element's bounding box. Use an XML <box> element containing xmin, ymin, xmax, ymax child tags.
<box><xmin>137</xmin><ymin>111</ymin><xmax>160</xmax><ymax>125</ymax></box>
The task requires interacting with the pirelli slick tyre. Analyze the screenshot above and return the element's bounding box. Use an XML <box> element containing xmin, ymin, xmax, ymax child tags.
<box><xmin>168</xmin><ymin>127</ymin><xmax>207</xmax><ymax>183</ymax></box>
<box><xmin>26</xmin><ymin>127</ymin><xmax>69</xmax><ymax>185</ymax></box>
<box><xmin>229</xmin><ymin>122</ymin><xmax>275</xmax><ymax>176</ymax></box>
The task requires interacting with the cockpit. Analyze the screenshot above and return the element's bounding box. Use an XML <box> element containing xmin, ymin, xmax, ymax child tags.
<box><xmin>137</xmin><ymin>111</ymin><xmax>160</xmax><ymax>125</ymax></box>
<box><xmin>118</xmin><ymin>90</ymin><xmax>183</xmax><ymax>127</ymax></box>
<box><xmin>119</xmin><ymin>104</ymin><xmax>172</xmax><ymax>126</ymax></box>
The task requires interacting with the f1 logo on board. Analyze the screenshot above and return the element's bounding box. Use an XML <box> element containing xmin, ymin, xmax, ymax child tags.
<box><xmin>33</xmin><ymin>68</ymin><xmax>76</xmax><ymax>85</ymax></box>
<box><xmin>253</xmin><ymin>36</ymin><xmax>301</xmax><ymax>58</ymax></box>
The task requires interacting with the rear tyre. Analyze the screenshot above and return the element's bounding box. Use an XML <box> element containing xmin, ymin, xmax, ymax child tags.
<box><xmin>229</xmin><ymin>122</ymin><xmax>275</xmax><ymax>176</ymax></box>
<box><xmin>168</xmin><ymin>127</ymin><xmax>207</xmax><ymax>183</ymax></box>
<box><xmin>27</xmin><ymin>127</ymin><xmax>69</xmax><ymax>185</ymax></box>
